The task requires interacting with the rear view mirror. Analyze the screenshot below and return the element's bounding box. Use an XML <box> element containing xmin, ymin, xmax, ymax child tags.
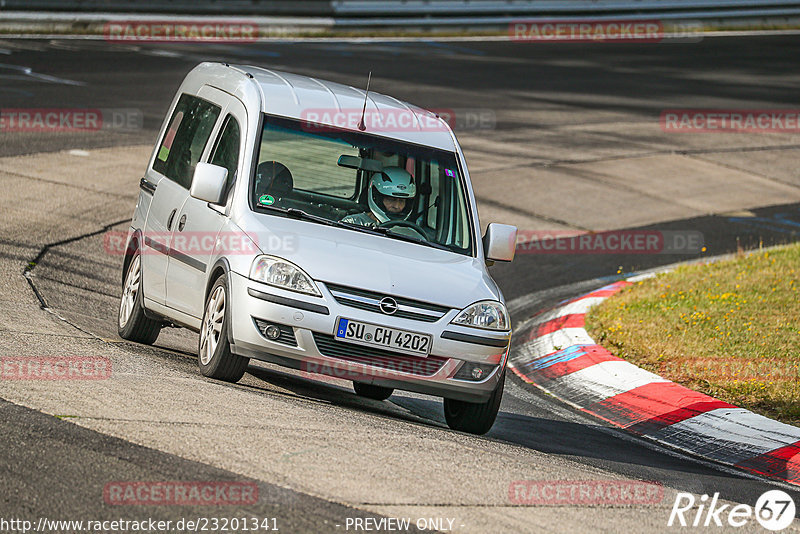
<box><xmin>483</xmin><ymin>223</ymin><xmax>518</xmax><ymax>263</ymax></box>
<box><xmin>190</xmin><ymin>162</ymin><xmax>228</xmax><ymax>205</ymax></box>
<box><xmin>338</xmin><ymin>155</ymin><xmax>383</xmax><ymax>173</ymax></box>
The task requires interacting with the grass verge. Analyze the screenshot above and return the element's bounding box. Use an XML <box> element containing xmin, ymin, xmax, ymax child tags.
<box><xmin>586</xmin><ymin>243</ymin><xmax>800</xmax><ymax>426</ymax></box>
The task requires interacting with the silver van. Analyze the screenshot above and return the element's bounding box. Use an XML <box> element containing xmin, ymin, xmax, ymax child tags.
<box><xmin>118</xmin><ymin>62</ymin><xmax>517</xmax><ymax>434</ymax></box>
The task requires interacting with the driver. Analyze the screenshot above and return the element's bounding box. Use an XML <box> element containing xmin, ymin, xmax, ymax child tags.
<box><xmin>342</xmin><ymin>167</ymin><xmax>416</xmax><ymax>227</ymax></box>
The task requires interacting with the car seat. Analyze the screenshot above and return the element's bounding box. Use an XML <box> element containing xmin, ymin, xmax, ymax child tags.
<box><xmin>255</xmin><ymin>161</ymin><xmax>293</xmax><ymax>201</ymax></box>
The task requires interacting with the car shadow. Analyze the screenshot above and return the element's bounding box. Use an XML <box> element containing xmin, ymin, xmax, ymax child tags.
<box><xmin>243</xmin><ymin>363</ymin><xmax>447</xmax><ymax>429</ymax></box>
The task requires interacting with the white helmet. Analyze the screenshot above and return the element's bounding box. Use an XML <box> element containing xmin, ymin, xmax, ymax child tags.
<box><xmin>368</xmin><ymin>166</ymin><xmax>416</xmax><ymax>223</ymax></box>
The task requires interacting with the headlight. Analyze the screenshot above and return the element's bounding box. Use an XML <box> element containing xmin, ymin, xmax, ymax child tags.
<box><xmin>451</xmin><ymin>300</ymin><xmax>509</xmax><ymax>330</ymax></box>
<box><xmin>249</xmin><ymin>256</ymin><xmax>320</xmax><ymax>297</ymax></box>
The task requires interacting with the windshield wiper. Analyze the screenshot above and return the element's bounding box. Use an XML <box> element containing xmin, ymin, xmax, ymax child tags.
<box><xmin>285</xmin><ymin>207</ymin><xmax>343</xmax><ymax>228</ymax></box>
<box><xmin>348</xmin><ymin>224</ymin><xmax>452</xmax><ymax>251</ymax></box>
<box><xmin>338</xmin><ymin>220</ymin><xmax>390</xmax><ymax>236</ymax></box>
<box><xmin>254</xmin><ymin>204</ymin><xmax>342</xmax><ymax>228</ymax></box>
<box><xmin>257</xmin><ymin>205</ymin><xmax>385</xmax><ymax>236</ymax></box>
<box><xmin>378</xmin><ymin>230</ymin><xmax>453</xmax><ymax>252</ymax></box>
<box><xmin>340</xmin><ymin>221</ymin><xmax>453</xmax><ymax>251</ymax></box>
<box><xmin>256</xmin><ymin>204</ymin><xmax>455</xmax><ymax>252</ymax></box>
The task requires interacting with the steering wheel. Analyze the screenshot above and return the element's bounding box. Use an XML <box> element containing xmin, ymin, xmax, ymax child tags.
<box><xmin>379</xmin><ymin>219</ymin><xmax>429</xmax><ymax>239</ymax></box>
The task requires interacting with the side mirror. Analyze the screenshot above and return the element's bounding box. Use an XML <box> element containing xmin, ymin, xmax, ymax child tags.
<box><xmin>190</xmin><ymin>162</ymin><xmax>228</xmax><ymax>205</ymax></box>
<box><xmin>483</xmin><ymin>223</ymin><xmax>517</xmax><ymax>263</ymax></box>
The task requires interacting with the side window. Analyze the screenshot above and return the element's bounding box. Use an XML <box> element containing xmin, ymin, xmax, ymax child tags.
<box><xmin>153</xmin><ymin>94</ymin><xmax>221</xmax><ymax>189</ymax></box>
<box><xmin>259</xmin><ymin>123</ymin><xmax>359</xmax><ymax>199</ymax></box>
<box><xmin>209</xmin><ymin>114</ymin><xmax>241</xmax><ymax>198</ymax></box>
<box><xmin>426</xmin><ymin>163</ymin><xmax>441</xmax><ymax>230</ymax></box>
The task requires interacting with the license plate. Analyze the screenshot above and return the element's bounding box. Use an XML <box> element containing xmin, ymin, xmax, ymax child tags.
<box><xmin>334</xmin><ymin>317</ymin><xmax>431</xmax><ymax>357</ymax></box>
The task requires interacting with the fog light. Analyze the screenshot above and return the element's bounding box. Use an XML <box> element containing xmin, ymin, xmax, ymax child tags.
<box><xmin>264</xmin><ymin>325</ymin><xmax>281</xmax><ymax>340</ymax></box>
<box><xmin>453</xmin><ymin>362</ymin><xmax>497</xmax><ymax>381</ymax></box>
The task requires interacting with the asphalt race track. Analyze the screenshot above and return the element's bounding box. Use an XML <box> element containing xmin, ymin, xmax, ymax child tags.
<box><xmin>1</xmin><ymin>35</ymin><xmax>800</xmax><ymax>532</ymax></box>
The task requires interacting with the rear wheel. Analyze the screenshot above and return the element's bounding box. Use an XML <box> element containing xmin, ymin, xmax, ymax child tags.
<box><xmin>118</xmin><ymin>251</ymin><xmax>161</xmax><ymax>344</ymax></box>
<box><xmin>443</xmin><ymin>371</ymin><xmax>505</xmax><ymax>435</ymax></box>
<box><xmin>353</xmin><ymin>382</ymin><xmax>394</xmax><ymax>400</ymax></box>
<box><xmin>198</xmin><ymin>275</ymin><xmax>249</xmax><ymax>382</ymax></box>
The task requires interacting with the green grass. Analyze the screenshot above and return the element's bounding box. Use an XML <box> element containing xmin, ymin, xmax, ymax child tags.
<box><xmin>586</xmin><ymin>243</ymin><xmax>800</xmax><ymax>426</ymax></box>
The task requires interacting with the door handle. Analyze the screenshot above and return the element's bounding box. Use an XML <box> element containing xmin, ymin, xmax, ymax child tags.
<box><xmin>166</xmin><ymin>208</ymin><xmax>177</xmax><ymax>231</ymax></box>
<box><xmin>178</xmin><ymin>214</ymin><xmax>187</xmax><ymax>232</ymax></box>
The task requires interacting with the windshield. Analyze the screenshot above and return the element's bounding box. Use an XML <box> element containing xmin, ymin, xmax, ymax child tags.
<box><xmin>251</xmin><ymin>114</ymin><xmax>474</xmax><ymax>256</ymax></box>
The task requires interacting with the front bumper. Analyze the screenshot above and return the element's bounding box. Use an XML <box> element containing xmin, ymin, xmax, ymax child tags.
<box><xmin>227</xmin><ymin>272</ymin><xmax>510</xmax><ymax>402</ymax></box>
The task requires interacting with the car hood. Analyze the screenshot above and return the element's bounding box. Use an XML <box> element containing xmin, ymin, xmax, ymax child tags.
<box><xmin>239</xmin><ymin>213</ymin><xmax>500</xmax><ymax>309</ymax></box>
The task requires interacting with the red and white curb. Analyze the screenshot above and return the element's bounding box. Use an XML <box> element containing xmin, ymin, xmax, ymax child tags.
<box><xmin>509</xmin><ymin>279</ymin><xmax>800</xmax><ymax>486</ymax></box>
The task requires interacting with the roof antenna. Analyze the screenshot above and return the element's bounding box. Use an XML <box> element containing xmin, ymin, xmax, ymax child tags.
<box><xmin>357</xmin><ymin>71</ymin><xmax>372</xmax><ymax>131</ymax></box>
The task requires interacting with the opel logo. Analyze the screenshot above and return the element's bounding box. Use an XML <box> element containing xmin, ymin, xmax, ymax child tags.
<box><xmin>379</xmin><ymin>297</ymin><xmax>398</xmax><ymax>315</ymax></box>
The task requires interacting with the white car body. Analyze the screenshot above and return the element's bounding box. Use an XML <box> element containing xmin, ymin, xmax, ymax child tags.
<box><xmin>120</xmin><ymin>62</ymin><xmax>517</xmax><ymax>434</ymax></box>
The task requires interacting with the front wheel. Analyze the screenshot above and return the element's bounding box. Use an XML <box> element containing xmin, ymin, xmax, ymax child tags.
<box><xmin>443</xmin><ymin>371</ymin><xmax>505</xmax><ymax>435</ymax></box>
<box><xmin>118</xmin><ymin>251</ymin><xmax>161</xmax><ymax>344</ymax></box>
<box><xmin>198</xmin><ymin>275</ymin><xmax>249</xmax><ymax>382</ymax></box>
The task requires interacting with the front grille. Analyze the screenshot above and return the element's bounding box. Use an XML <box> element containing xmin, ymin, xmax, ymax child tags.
<box><xmin>325</xmin><ymin>283</ymin><xmax>450</xmax><ymax>323</ymax></box>
<box><xmin>312</xmin><ymin>333</ymin><xmax>448</xmax><ymax>377</ymax></box>
<box><xmin>253</xmin><ymin>318</ymin><xmax>298</xmax><ymax>347</ymax></box>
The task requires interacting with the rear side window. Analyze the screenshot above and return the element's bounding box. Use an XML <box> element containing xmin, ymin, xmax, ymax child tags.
<box><xmin>153</xmin><ymin>94</ymin><xmax>221</xmax><ymax>189</ymax></box>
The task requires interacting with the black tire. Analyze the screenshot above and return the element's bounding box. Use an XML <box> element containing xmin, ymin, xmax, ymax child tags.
<box><xmin>198</xmin><ymin>274</ymin><xmax>249</xmax><ymax>382</ymax></box>
<box><xmin>118</xmin><ymin>250</ymin><xmax>161</xmax><ymax>345</ymax></box>
<box><xmin>353</xmin><ymin>382</ymin><xmax>394</xmax><ymax>401</ymax></box>
<box><xmin>443</xmin><ymin>370</ymin><xmax>505</xmax><ymax>435</ymax></box>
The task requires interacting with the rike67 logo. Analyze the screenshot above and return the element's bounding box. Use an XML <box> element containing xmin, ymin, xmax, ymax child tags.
<box><xmin>668</xmin><ymin>490</ymin><xmax>796</xmax><ymax>531</ymax></box>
